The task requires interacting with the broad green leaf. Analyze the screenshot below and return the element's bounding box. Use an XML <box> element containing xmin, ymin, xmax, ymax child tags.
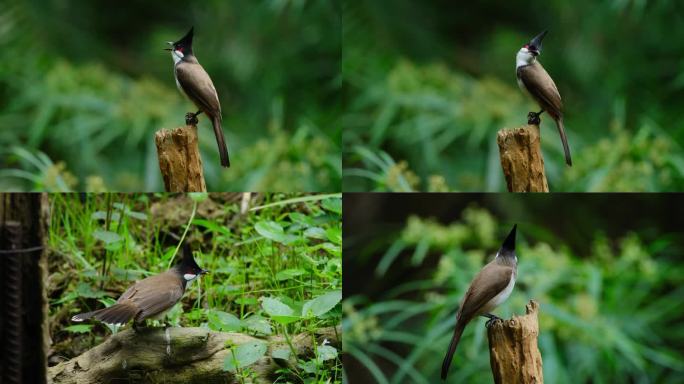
<box><xmin>255</xmin><ymin>221</ymin><xmax>297</xmax><ymax>244</ymax></box>
<box><xmin>321</xmin><ymin>198</ymin><xmax>342</xmax><ymax>214</ymax></box>
<box><xmin>276</xmin><ymin>268</ymin><xmax>307</xmax><ymax>281</ymax></box>
<box><xmin>207</xmin><ymin>310</ymin><xmax>241</xmax><ymax>332</ymax></box>
<box><xmin>235</xmin><ymin>297</ymin><xmax>259</xmax><ymax>306</ymax></box>
<box><xmin>261</xmin><ymin>297</ymin><xmax>294</xmax><ymax>316</ymax></box>
<box><xmin>302</xmin><ymin>291</ymin><xmax>342</xmax><ymax>318</ymax></box>
<box><xmin>316</xmin><ymin>345</ymin><xmax>338</xmax><ymax>363</ymax></box>
<box><xmin>318</xmin><ymin>242</ymin><xmax>341</xmax><ymax>257</ymax></box>
<box><xmin>272</xmin><ymin>348</ymin><xmax>291</xmax><ymax>360</ymax></box>
<box><xmin>304</xmin><ymin>227</ymin><xmax>327</xmax><ymax>240</ymax></box>
<box><xmin>243</xmin><ymin>315</ymin><xmax>272</xmax><ymax>335</ymax></box>
<box><xmin>93</xmin><ymin>230</ymin><xmax>121</xmax><ymax>244</ymax></box>
<box><xmin>223</xmin><ymin>341</ymin><xmax>268</xmax><ymax>372</ymax></box>
<box><xmin>326</xmin><ymin>227</ymin><xmax>342</xmax><ymax>245</ymax></box>
<box><xmin>289</xmin><ymin>212</ymin><xmax>315</xmax><ymax>227</ymax></box>
<box><xmin>260</xmin><ymin>297</ymin><xmax>299</xmax><ymax>325</ymax></box>
<box><xmin>91</xmin><ymin>211</ymin><xmax>120</xmax><ymax>221</ymax></box>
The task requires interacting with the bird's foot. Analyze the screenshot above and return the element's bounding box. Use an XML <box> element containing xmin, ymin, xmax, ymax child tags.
<box><xmin>527</xmin><ymin>112</ymin><xmax>541</xmax><ymax>125</ymax></box>
<box><xmin>483</xmin><ymin>313</ymin><xmax>502</xmax><ymax>328</ymax></box>
<box><xmin>527</xmin><ymin>110</ymin><xmax>544</xmax><ymax>125</ymax></box>
<box><xmin>185</xmin><ymin>112</ymin><xmax>199</xmax><ymax>126</ymax></box>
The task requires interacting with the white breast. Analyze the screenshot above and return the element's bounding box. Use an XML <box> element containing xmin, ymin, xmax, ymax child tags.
<box><xmin>481</xmin><ymin>274</ymin><xmax>516</xmax><ymax>314</ymax></box>
<box><xmin>173</xmin><ymin>66</ymin><xmax>185</xmax><ymax>96</ymax></box>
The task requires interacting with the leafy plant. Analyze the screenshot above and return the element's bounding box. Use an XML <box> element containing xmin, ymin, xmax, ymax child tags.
<box><xmin>344</xmin><ymin>206</ymin><xmax>684</xmax><ymax>383</ymax></box>
<box><xmin>47</xmin><ymin>193</ymin><xmax>342</xmax><ymax>382</ymax></box>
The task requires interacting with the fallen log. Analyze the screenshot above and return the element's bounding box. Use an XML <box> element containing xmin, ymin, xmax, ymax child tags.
<box><xmin>48</xmin><ymin>326</ymin><xmax>340</xmax><ymax>384</ymax></box>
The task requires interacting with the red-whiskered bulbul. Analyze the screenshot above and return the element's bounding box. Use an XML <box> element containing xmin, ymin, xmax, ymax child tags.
<box><xmin>441</xmin><ymin>224</ymin><xmax>518</xmax><ymax>380</ymax></box>
<box><xmin>71</xmin><ymin>244</ymin><xmax>208</xmax><ymax>327</ymax></box>
<box><xmin>166</xmin><ymin>27</ymin><xmax>230</xmax><ymax>168</ymax></box>
<box><xmin>516</xmin><ymin>30</ymin><xmax>572</xmax><ymax>166</ymax></box>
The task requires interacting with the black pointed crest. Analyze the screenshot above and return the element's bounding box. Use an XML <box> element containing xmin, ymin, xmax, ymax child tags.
<box><xmin>179</xmin><ymin>242</ymin><xmax>206</xmax><ymax>274</ymax></box>
<box><xmin>501</xmin><ymin>224</ymin><xmax>517</xmax><ymax>252</ymax></box>
<box><xmin>528</xmin><ymin>30</ymin><xmax>547</xmax><ymax>52</ymax></box>
<box><xmin>174</xmin><ymin>26</ymin><xmax>194</xmax><ymax>47</ymax></box>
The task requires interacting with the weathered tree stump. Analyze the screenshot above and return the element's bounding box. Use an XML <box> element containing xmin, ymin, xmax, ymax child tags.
<box><xmin>487</xmin><ymin>300</ymin><xmax>543</xmax><ymax>384</ymax></box>
<box><xmin>47</xmin><ymin>326</ymin><xmax>340</xmax><ymax>384</ymax></box>
<box><xmin>154</xmin><ymin>125</ymin><xmax>207</xmax><ymax>192</ymax></box>
<box><xmin>497</xmin><ymin>125</ymin><xmax>549</xmax><ymax>192</ymax></box>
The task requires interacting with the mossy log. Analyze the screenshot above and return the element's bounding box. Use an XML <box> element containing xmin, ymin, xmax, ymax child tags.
<box><xmin>497</xmin><ymin>125</ymin><xmax>549</xmax><ymax>192</ymax></box>
<box><xmin>487</xmin><ymin>300</ymin><xmax>543</xmax><ymax>384</ymax></box>
<box><xmin>154</xmin><ymin>125</ymin><xmax>207</xmax><ymax>192</ymax></box>
<box><xmin>48</xmin><ymin>326</ymin><xmax>340</xmax><ymax>384</ymax></box>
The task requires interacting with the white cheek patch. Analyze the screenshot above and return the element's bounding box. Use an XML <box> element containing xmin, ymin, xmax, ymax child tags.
<box><xmin>172</xmin><ymin>49</ymin><xmax>184</xmax><ymax>64</ymax></box>
<box><xmin>183</xmin><ymin>273</ymin><xmax>197</xmax><ymax>281</ymax></box>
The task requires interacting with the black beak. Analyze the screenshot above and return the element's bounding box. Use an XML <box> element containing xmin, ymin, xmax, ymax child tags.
<box><xmin>528</xmin><ymin>30</ymin><xmax>548</xmax><ymax>54</ymax></box>
<box><xmin>164</xmin><ymin>41</ymin><xmax>173</xmax><ymax>51</ymax></box>
<box><xmin>501</xmin><ymin>224</ymin><xmax>517</xmax><ymax>252</ymax></box>
<box><xmin>200</xmin><ymin>269</ymin><xmax>210</xmax><ymax>275</ymax></box>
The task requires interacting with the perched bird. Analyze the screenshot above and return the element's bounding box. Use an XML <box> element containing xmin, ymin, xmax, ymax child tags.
<box><xmin>166</xmin><ymin>27</ymin><xmax>230</xmax><ymax>167</ymax></box>
<box><xmin>516</xmin><ymin>30</ymin><xmax>572</xmax><ymax>166</ymax></box>
<box><xmin>441</xmin><ymin>225</ymin><xmax>518</xmax><ymax>380</ymax></box>
<box><xmin>71</xmin><ymin>244</ymin><xmax>208</xmax><ymax>327</ymax></box>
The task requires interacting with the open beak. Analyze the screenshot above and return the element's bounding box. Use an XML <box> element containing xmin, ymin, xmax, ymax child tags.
<box><xmin>200</xmin><ymin>269</ymin><xmax>210</xmax><ymax>275</ymax></box>
<box><xmin>164</xmin><ymin>41</ymin><xmax>173</xmax><ymax>51</ymax></box>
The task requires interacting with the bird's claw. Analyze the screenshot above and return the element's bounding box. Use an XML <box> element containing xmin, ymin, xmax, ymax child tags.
<box><xmin>485</xmin><ymin>316</ymin><xmax>502</xmax><ymax>328</ymax></box>
<box><xmin>185</xmin><ymin>112</ymin><xmax>199</xmax><ymax>126</ymax></box>
<box><xmin>527</xmin><ymin>111</ymin><xmax>541</xmax><ymax>125</ymax></box>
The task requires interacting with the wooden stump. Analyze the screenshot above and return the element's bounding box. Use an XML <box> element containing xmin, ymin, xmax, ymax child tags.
<box><xmin>497</xmin><ymin>125</ymin><xmax>549</xmax><ymax>192</ymax></box>
<box><xmin>47</xmin><ymin>326</ymin><xmax>340</xmax><ymax>384</ymax></box>
<box><xmin>154</xmin><ymin>125</ymin><xmax>207</xmax><ymax>192</ymax></box>
<box><xmin>487</xmin><ymin>300</ymin><xmax>543</xmax><ymax>384</ymax></box>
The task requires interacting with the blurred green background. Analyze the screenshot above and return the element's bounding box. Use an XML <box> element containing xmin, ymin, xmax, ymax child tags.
<box><xmin>343</xmin><ymin>1</ymin><xmax>684</xmax><ymax>191</ymax></box>
<box><xmin>342</xmin><ymin>193</ymin><xmax>684</xmax><ymax>383</ymax></box>
<box><xmin>0</xmin><ymin>0</ymin><xmax>341</xmax><ymax>191</ymax></box>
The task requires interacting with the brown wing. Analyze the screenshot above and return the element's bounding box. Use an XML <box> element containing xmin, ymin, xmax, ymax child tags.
<box><xmin>116</xmin><ymin>273</ymin><xmax>184</xmax><ymax>320</ymax></box>
<box><xmin>457</xmin><ymin>262</ymin><xmax>514</xmax><ymax>321</ymax></box>
<box><xmin>175</xmin><ymin>62</ymin><xmax>222</xmax><ymax>120</ymax></box>
<box><xmin>518</xmin><ymin>62</ymin><xmax>563</xmax><ymax>119</ymax></box>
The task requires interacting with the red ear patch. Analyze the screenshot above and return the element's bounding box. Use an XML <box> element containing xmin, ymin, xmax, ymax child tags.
<box><xmin>523</xmin><ymin>44</ymin><xmax>529</xmax><ymax>49</ymax></box>
<box><xmin>176</xmin><ymin>46</ymin><xmax>184</xmax><ymax>52</ymax></box>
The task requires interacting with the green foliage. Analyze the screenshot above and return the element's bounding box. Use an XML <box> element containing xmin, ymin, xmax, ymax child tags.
<box><xmin>47</xmin><ymin>193</ymin><xmax>342</xmax><ymax>382</ymax></box>
<box><xmin>343</xmin><ymin>1</ymin><xmax>684</xmax><ymax>191</ymax></box>
<box><xmin>344</xmin><ymin>207</ymin><xmax>684</xmax><ymax>383</ymax></box>
<box><xmin>0</xmin><ymin>0</ymin><xmax>341</xmax><ymax>191</ymax></box>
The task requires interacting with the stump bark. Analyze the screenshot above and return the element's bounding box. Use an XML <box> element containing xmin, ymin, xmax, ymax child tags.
<box><xmin>497</xmin><ymin>125</ymin><xmax>549</xmax><ymax>192</ymax></box>
<box><xmin>487</xmin><ymin>300</ymin><xmax>543</xmax><ymax>384</ymax></box>
<box><xmin>47</xmin><ymin>326</ymin><xmax>340</xmax><ymax>384</ymax></box>
<box><xmin>154</xmin><ymin>125</ymin><xmax>207</xmax><ymax>192</ymax></box>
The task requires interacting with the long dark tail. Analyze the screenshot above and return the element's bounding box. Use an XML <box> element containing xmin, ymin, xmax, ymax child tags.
<box><xmin>441</xmin><ymin>320</ymin><xmax>466</xmax><ymax>380</ymax></box>
<box><xmin>556</xmin><ymin>118</ymin><xmax>572</xmax><ymax>166</ymax></box>
<box><xmin>212</xmin><ymin>116</ymin><xmax>230</xmax><ymax>168</ymax></box>
<box><xmin>71</xmin><ymin>303</ymin><xmax>138</xmax><ymax>325</ymax></box>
